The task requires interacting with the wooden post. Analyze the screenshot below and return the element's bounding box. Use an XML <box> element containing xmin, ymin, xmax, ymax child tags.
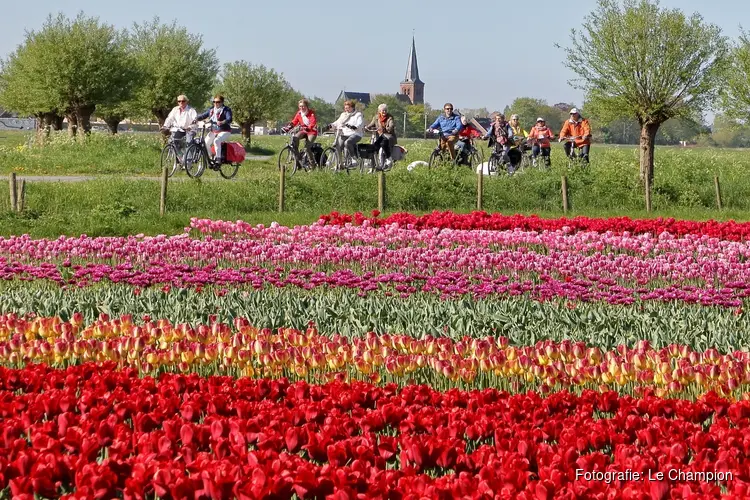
<box><xmin>278</xmin><ymin>164</ymin><xmax>286</xmax><ymax>213</ymax></box>
<box><xmin>9</xmin><ymin>173</ymin><xmax>17</xmax><ymax>213</ymax></box>
<box><xmin>714</xmin><ymin>175</ymin><xmax>722</xmax><ymax>210</ymax></box>
<box><xmin>645</xmin><ymin>175</ymin><xmax>652</xmax><ymax>213</ymax></box>
<box><xmin>561</xmin><ymin>175</ymin><xmax>569</xmax><ymax>214</ymax></box>
<box><xmin>17</xmin><ymin>179</ymin><xmax>25</xmax><ymax>212</ymax></box>
<box><xmin>477</xmin><ymin>168</ymin><xmax>484</xmax><ymax>211</ymax></box>
<box><xmin>378</xmin><ymin>170</ymin><xmax>386</xmax><ymax>212</ymax></box>
<box><xmin>159</xmin><ymin>164</ymin><xmax>168</xmax><ymax>217</ymax></box>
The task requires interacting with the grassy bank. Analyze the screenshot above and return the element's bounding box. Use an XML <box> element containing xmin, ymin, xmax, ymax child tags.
<box><xmin>1</xmin><ymin>131</ymin><xmax>750</xmax><ymax>236</ymax></box>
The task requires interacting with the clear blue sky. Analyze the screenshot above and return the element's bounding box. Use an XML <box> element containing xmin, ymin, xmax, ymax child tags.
<box><xmin>0</xmin><ymin>0</ymin><xmax>746</xmax><ymax>114</ymax></box>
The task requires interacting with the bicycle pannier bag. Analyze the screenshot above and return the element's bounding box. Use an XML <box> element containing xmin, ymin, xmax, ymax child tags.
<box><xmin>224</xmin><ymin>142</ymin><xmax>246</xmax><ymax>163</ymax></box>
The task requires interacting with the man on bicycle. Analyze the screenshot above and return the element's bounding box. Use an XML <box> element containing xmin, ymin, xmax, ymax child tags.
<box><xmin>282</xmin><ymin>99</ymin><xmax>318</xmax><ymax>167</ymax></box>
<box><xmin>194</xmin><ymin>94</ymin><xmax>233</xmax><ymax>164</ymax></box>
<box><xmin>162</xmin><ymin>95</ymin><xmax>197</xmax><ymax>160</ymax></box>
<box><xmin>427</xmin><ymin>103</ymin><xmax>464</xmax><ymax>161</ymax></box>
<box><xmin>327</xmin><ymin>99</ymin><xmax>363</xmax><ymax>168</ymax></box>
<box><xmin>527</xmin><ymin>117</ymin><xmax>555</xmax><ymax>167</ymax></box>
<box><xmin>559</xmin><ymin>108</ymin><xmax>592</xmax><ymax>163</ymax></box>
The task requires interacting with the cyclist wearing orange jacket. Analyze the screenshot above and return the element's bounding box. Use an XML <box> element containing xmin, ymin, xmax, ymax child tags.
<box><xmin>527</xmin><ymin>117</ymin><xmax>555</xmax><ymax>167</ymax></box>
<box><xmin>558</xmin><ymin>108</ymin><xmax>591</xmax><ymax>163</ymax></box>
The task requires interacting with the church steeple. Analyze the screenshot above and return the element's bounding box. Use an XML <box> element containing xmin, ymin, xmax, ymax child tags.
<box><xmin>399</xmin><ymin>36</ymin><xmax>425</xmax><ymax>104</ymax></box>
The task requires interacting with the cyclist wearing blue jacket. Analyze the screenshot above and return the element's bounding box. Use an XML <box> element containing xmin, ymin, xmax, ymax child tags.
<box><xmin>194</xmin><ymin>94</ymin><xmax>233</xmax><ymax>163</ymax></box>
<box><xmin>427</xmin><ymin>103</ymin><xmax>464</xmax><ymax>160</ymax></box>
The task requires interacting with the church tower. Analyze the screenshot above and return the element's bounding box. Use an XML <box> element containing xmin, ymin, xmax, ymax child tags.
<box><xmin>399</xmin><ymin>37</ymin><xmax>424</xmax><ymax>104</ymax></box>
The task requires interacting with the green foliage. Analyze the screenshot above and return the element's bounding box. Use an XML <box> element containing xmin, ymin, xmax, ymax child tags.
<box><xmin>128</xmin><ymin>17</ymin><xmax>219</xmax><ymax>123</ymax></box>
<box><xmin>564</xmin><ymin>0</ymin><xmax>727</xmax><ymax>126</ymax></box>
<box><xmin>216</xmin><ymin>61</ymin><xmax>290</xmax><ymax>142</ymax></box>
<box><xmin>719</xmin><ymin>28</ymin><xmax>750</xmax><ymax>121</ymax></box>
<box><xmin>0</xmin><ymin>12</ymin><xmax>136</xmax><ymax>130</ymax></box>
<box><xmin>0</xmin><ymin>282</ymin><xmax>745</xmax><ymax>352</ymax></box>
<box><xmin>505</xmin><ymin>98</ymin><xmax>569</xmax><ymax>133</ymax></box>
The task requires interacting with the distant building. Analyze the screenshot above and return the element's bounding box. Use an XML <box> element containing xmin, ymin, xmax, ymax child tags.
<box><xmin>335</xmin><ymin>36</ymin><xmax>425</xmax><ymax>108</ymax></box>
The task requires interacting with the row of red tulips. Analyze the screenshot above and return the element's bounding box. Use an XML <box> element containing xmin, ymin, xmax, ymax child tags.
<box><xmin>318</xmin><ymin>210</ymin><xmax>750</xmax><ymax>240</ymax></box>
<box><xmin>1</xmin><ymin>363</ymin><xmax>747</xmax><ymax>499</ymax></box>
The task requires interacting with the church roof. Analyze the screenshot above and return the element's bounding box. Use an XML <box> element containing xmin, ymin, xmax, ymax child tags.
<box><xmin>336</xmin><ymin>91</ymin><xmax>372</xmax><ymax>105</ymax></box>
<box><xmin>402</xmin><ymin>36</ymin><xmax>422</xmax><ymax>84</ymax></box>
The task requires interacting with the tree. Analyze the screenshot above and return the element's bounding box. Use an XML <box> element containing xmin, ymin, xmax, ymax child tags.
<box><xmin>216</xmin><ymin>61</ymin><xmax>290</xmax><ymax>145</ymax></box>
<box><xmin>561</xmin><ymin>0</ymin><xmax>727</xmax><ymax>184</ymax></box>
<box><xmin>505</xmin><ymin>97</ymin><xmax>569</xmax><ymax>132</ymax></box>
<box><xmin>0</xmin><ymin>13</ymin><xmax>136</xmax><ymax>136</ymax></box>
<box><xmin>129</xmin><ymin>18</ymin><xmax>219</xmax><ymax>126</ymax></box>
<box><xmin>720</xmin><ymin>28</ymin><xmax>750</xmax><ymax>122</ymax></box>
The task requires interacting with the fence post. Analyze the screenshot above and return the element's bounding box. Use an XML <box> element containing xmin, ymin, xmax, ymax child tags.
<box><xmin>644</xmin><ymin>175</ymin><xmax>652</xmax><ymax>213</ymax></box>
<box><xmin>9</xmin><ymin>173</ymin><xmax>17</xmax><ymax>213</ymax></box>
<box><xmin>159</xmin><ymin>164</ymin><xmax>168</xmax><ymax>217</ymax></box>
<box><xmin>17</xmin><ymin>179</ymin><xmax>25</xmax><ymax>212</ymax></box>
<box><xmin>279</xmin><ymin>164</ymin><xmax>286</xmax><ymax>213</ymax></box>
<box><xmin>714</xmin><ymin>175</ymin><xmax>722</xmax><ymax>210</ymax></box>
<box><xmin>378</xmin><ymin>170</ymin><xmax>386</xmax><ymax>212</ymax></box>
<box><xmin>477</xmin><ymin>168</ymin><xmax>484</xmax><ymax>211</ymax></box>
<box><xmin>561</xmin><ymin>175</ymin><xmax>569</xmax><ymax>214</ymax></box>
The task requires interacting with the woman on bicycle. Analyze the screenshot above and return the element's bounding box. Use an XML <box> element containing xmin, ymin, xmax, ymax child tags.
<box><xmin>485</xmin><ymin>113</ymin><xmax>515</xmax><ymax>171</ymax></box>
<box><xmin>365</xmin><ymin>104</ymin><xmax>397</xmax><ymax>170</ymax></box>
<box><xmin>194</xmin><ymin>94</ymin><xmax>233</xmax><ymax>164</ymax></box>
<box><xmin>559</xmin><ymin>108</ymin><xmax>592</xmax><ymax>163</ymax></box>
<box><xmin>327</xmin><ymin>100</ymin><xmax>363</xmax><ymax>168</ymax></box>
<box><xmin>282</xmin><ymin>99</ymin><xmax>318</xmax><ymax>167</ymax></box>
<box><xmin>527</xmin><ymin>117</ymin><xmax>555</xmax><ymax>167</ymax></box>
<box><xmin>456</xmin><ymin>116</ymin><xmax>481</xmax><ymax>165</ymax></box>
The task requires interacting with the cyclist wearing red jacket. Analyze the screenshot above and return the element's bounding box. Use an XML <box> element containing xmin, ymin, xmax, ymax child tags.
<box><xmin>282</xmin><ymin>99</ymin><xmax>318</xmax><ymax>165</ymax></box>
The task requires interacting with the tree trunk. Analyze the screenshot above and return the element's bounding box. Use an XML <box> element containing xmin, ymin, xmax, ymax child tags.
<box><xmin>75</xmin><ymin>105</ymin><xmax>95</xmax><ymax>135</ymax></box>
<box><xmin>103</xmin><ymin>116</ymin><xmax>123</xmax><ymax>134</ymax></box>
<box><xmin>66</xmin><ymin>113</ymin><xmax>78</xmax><ymax>138</ymax></box>
<box><xmin>241</xmin><ymin>121</ymin><xmax>254</xmax><ymax>148</ymax></box>
<box><xmin>152</xmin><ymin>108</ymin><xmax>170</xmax><ymax>128</ymax></box>
<box><xmin>639</xmin><ymin>122</ymin><xmax>660</xmax><ymax>185</ymax></box>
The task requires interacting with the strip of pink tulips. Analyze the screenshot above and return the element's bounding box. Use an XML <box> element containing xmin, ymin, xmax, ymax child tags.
<box><xmin>0</xmin><ymin>220</ymin><xmax>749</xmax><ymax>307</ymax></box>
<box><xmin>1</xmin><ymin>313</ymin><xmax>750</xmax><ymax>399</ymax></box>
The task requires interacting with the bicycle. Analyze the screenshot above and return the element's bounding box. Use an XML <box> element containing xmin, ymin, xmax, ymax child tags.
<box><xmin>427</xmin><ymin>130</ymin><xmax>464</xmax><ymax>169</ymax></box>
<box><xmin>183</xmin><ymin>122</ymin><xmax>242</xmax><ymax>179</ymax></box>
<box><xmin>560</xmin><ymin>136</ymin><xmax>589</xmax><ymax>168</ymax></box>
<box><xmin>277</xmin><ymin>127</ymin><xmax>319</xmax><ymax>178</ymax></box>
<box><xmin>359</xmin><ymin>127</ymin><xmax>389</xmax><ymax>174</ymax></box>
<box><xmin>455</xmin><ymin>136</ymin><xmax>484</xmax><ymax>168</ymax></box>
<box><xmin>526</xmin><ymin>136</ymin><xmax>554</xmax><ymax>169</ymax></box>
<box><xmin>321</xmin><ymin>126</ymin><xmax>361</xmax><ymax>174</ymax></box>
<box><xmin>159</xmin><ymin>127</ymin><xmax>190</xmax><ymax>178</ymax></box>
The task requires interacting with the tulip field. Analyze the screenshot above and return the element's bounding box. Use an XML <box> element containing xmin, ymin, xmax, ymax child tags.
<box><xmin>2</xmin><ymin>210</ymin><xmax>750</xmax><ymax>498</ymax></box>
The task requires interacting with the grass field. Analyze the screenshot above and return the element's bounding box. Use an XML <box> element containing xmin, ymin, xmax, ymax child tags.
<box><xmin>1</xmin><ymin>130</ymin><xmax>750</xmax><ymax>237</ymax></box>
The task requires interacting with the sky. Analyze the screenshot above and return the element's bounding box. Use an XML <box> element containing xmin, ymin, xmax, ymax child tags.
<box><xmin>0</xmin><ymin>0</ymin><xmax>747</xmax><ymax>115</ymax></box>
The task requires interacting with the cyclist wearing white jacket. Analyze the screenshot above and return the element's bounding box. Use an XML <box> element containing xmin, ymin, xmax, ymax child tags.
<box><xmin>162</xmin><ymin>94</ymin><xmax>197</xmax><ymax>139</ymax></box>
<box><xmin>327</xmin><ymin>100</ymin><xmax>363</xmax><ymax>167</ymax></box>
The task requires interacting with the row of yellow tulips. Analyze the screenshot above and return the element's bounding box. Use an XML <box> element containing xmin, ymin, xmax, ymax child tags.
<box><xmin>1</xmin><ymin>313</ymin><xmax>748</xmax><ymax>398</ymax></box>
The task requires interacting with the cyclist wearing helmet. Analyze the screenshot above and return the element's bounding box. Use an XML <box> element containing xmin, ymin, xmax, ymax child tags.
<box><xmin>527</xmin><ymin>117</ymin><xmax>555</xmax><ymax>167</ymax></box>
<box><xmin>559</xmin><ymin>108</ymin><xmax>592</xmax><ymax>163</ymax></box>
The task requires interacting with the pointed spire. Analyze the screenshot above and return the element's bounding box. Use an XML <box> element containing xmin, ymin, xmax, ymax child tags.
<box><xmin>403</xmin><ymin>36</ymin><xmax>422</xmax><ymax>84</ymax></box>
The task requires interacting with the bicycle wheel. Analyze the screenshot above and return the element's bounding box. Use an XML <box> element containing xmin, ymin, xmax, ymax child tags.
<box><xmin>278</xmin><ymin>146</ymin><xmax>297</xmax><ymax>178</ymax></box>
<box><xmin>468</xmin><ymin>150</ymin><xmax>482</xmax><ymax>169</ymax></box>
<box><xmin>185</xmin><ymin>143</ymin><xmax>207</xmax><ymax>178</ymax></box>
<box><xmin>218</xmin><ymin>161</ymin><xmax>240</xmax><ymax>179</ymax></box>
<box><xmin>160</xmin><ymin>144</ymin><xmax>179</xmax><ymax>178</ymax></box>
<box><xmin>322</xmin><ymin>147</ymin><xmax>339</xmax><ymax>172</ymax></box>
<box><xmin>428</xmin><ymin>150</ymin><xmax>443</xmax><ymax>169</ymax></box>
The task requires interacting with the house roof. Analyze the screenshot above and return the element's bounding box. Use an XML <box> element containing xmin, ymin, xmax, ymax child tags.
<box><xmin>336</xmin><ymin>91</ymin><xmax>372</xmax><ymax>105</ymax></box>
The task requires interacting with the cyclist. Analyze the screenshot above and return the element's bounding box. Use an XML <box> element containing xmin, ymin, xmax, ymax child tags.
<box><xmin>527</xmin><ymin>117</ymin><xmax>555</xmax><ymax>167</ymax></box>
<box><xmin>327</xmin><ymin>99</ymin><xmax>363</xmax><ymax>168</ymax></box>
<box><xmin>282</xmin><ymin>98</ymin><xmax>318</xmax><ymax>167</ymax></box>
<box><xmin>162</xmin><ymin>94</ymin><xmax>196</xmax><ymax>161</ymax></box>
<box><xmin>508</xmin><ymin>114</ymin><xmax>528</xmax><ymax>147</ymax></box>
<box><xmin>427</xmin><ymin>103</ymin><xmax>464</xmax><ymax>161</ymax></box>
<box><xmin>365</xmin><ymin>103</ymin><xmax>397</xmax><ymax>170</ymax></box>
<box><xmin>558</xmin><ymin>108</ymin><xmax>592</xmax><ymax>163</ymax></box>
<box><xmin>194</xmin><ymin>94</ymin><xmax>233</xmax><ymax>164</ymax></box>
<box><xmin>484</xmin><ymin>113</ymin><xmax>515</xmax><ymax>172</ymax></box>
<box><xmin>456</xmin><ymin>115</ymin><xmax>482</xmax><ymax>164</ymax></box>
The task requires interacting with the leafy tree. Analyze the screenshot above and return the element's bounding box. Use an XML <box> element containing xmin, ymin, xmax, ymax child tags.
<box><xmin>307</xmin><ymin>97</ymin><xmax>336</xmax><ymax>131</ymax></box>
<box><xmin>720</xmin><ymin>28</ymin><xmax>750</xmax><ymax>122</ymax></box>
<box><xmin>95</xmin><ymin>102</ymin><xmax>129</xmax><ymax>134</ymax></box>
<box><xmin>505</xmin><ymin>97</ymin><xmax>569</xmax><ymax>132</ymax></box>
<box><xmin>0</xmin><ymin>12</ymin><xmax>136</xmax><ymax>136</ymax></box>
<box><xmin>561</xmin><ymin>0</ymin><xmax>727</xmax><ymax>184</ymax></box>
<box><xmin>216</xmin><ymin>61</ymin><xmax>290</xmax><ymax>145</ymax></box>
<box><xmin>129</xmin><ymin>18</ymin><xmax>219</xmax><ymax>126</ymax></box>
